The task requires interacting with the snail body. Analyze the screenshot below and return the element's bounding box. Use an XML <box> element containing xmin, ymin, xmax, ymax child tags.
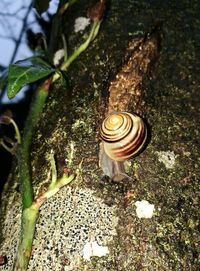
<box><xmin>100</xmin><ymin>112</ymin><xmax>147</xmax><ymax>161</ymax></box>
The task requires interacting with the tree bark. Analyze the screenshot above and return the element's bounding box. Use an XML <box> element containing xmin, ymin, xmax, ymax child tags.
<box><xmin>0</xmin><ymin>1</ymin><xmax>200</xmax><ymax>270</ymax></box>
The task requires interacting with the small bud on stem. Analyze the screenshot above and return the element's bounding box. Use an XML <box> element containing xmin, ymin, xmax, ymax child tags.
<box><xmin>87</xmin><ymin>0</ymin><xmax>105</xmax><ymax>22</ymax></box>
<box><xmin>0</xmin><ymin>110</ymin><xmax>13</xmax><ymax>125</ymax></box>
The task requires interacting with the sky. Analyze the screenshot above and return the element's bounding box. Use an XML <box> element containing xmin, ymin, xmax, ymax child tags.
<box><xmin>0</xmin><ymin>0</ymin><xmax>58</xmax><ymax>103</ymax></box>
<box><xmin>0</xmin><ymin>0</ymin><xmax>35</xmax><ymax>67</ymax></box>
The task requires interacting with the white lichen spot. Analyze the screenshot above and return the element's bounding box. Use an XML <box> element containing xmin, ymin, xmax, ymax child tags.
<box><xmin>65</xmin><ymin>141</ymin><xmax>75</xmax><ymax>166</ymax></box>
<box><xmin>53</xmin><ymin>49</ymin><xmax>64</xmax><ymax>66</ymax></box>
<box><xmin>83</xmin><ymin>240</ymin><xmax>109</xmax><ymax>261</ymax></box>
<box><xmin>183</xmin><ymin>151</ymin><xmax>191</xmax><ymax>157</ymax></box>
<box><xmin>74</xmin><ymin>17</ymin><xmax>90</xmax><ymax>33</ymax></box>
<box><xmin>156</xmin><ymin>150</ymin><xmax>177</xmax><ymax>169</ymax></box>
<box><xmin>135</xmin><ymin>200</ymin><xmax>155</xmax><ymax>218</ymax></box>
<box><xmin>0</xmin><ymin>186</ymin><xmax>118</xmax><ymax>270</ymax></box>
<box><xmin>71</xmin><ymin>119</ymin><xmax>86</xmax><ymax>131</ymax></box>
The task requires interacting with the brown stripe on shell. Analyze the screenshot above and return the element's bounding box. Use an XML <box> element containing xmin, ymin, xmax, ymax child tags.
<box><xmin>112</xmin><ymin>123</ymin><xmax>147</xmax><ymax>159</ymax></box>
<box><xmin>100</xmin><ymin>112</ymin><xmax>147</xmax><ymax>161</ymax></box>
<box><xmin>100</xmin><ymin>112</ymin><xmax>132</xmax><ymax>142</ymax></box>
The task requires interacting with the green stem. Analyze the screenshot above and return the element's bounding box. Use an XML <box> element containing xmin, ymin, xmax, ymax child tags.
<box><xmin>42</xmin><ymin>36</ymin><xmax>48</xmax><ymax>52</ymax></box>
<box><xmin>0</xmin><ymin>139</ymin><xmax>15</xmax><ymax>154</ymax></box>
<box><xmin>13</xmin><ymin>5</ymin><xmax>102</xmax><ymax>271</ymax></box>
<box><xmin>59</xmin><ymin>0</ymin><xmax>79</xmax><ymax>15</ymax></box>
<box><xmin>17</xmin><ymin>15</ymin><xmax>101</xmax><ymax>241</ymax></box>
<box><xmin>61</xmin><ymin>21</ymin><xmax>100</xmax><ymax>71</ymax></box>
<box><xmin>19</xmin><ymin>80</ymin><xmax>50</xmax><ymax>209</ymax></box>
<box><xmin>10</xmin><ymin>118</ymin><xmax>21</xmax><ymax>144</ymax></box>
<box><xmin>48</xmin><ymin>0</ymin><xmax>78</xmax><ymax>62</ymax></box>
<box><xmin>49</xmin><ymin>152</ymin><xmax>57</xmax><ymax>187</ymax></box>
<box><xmin>13</xmin><ymin>174</ymin><xmax>75</xmax><ymax>271</ymax></box>
<box><xmin>13</xmin><ymin>206</ymin><xmax>39</xmax><ymax>271</ymax></box>
<box><xmin>42</xmin><ymin>174</ymin><xmax>75</xmax><ymax>201</ymax></box>
<box><xmin>62</xmin><ymin>34</ymin><xmax>68</xmax><ymax>61</ymax></box>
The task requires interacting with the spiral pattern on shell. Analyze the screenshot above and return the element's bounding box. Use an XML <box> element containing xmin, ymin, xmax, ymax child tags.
<box><xmin>100</xmin><ymin>112</ymin><xmax>147</xmax><ymax>161</ymax></box>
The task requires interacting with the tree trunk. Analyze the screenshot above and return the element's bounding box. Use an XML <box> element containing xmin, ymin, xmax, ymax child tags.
<box><xmin>0</xmin><ymin>1</ymin><xmax>200</xmax><ymax>270</ymax></box>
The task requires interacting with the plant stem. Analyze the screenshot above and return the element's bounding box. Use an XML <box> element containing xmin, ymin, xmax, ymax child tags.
<box><xmin>13</xmin><ymin>4</ymin><xmax>103</xmax><ymax>271</ymax></box>
<box><xmin>13</xmin><ymin>205</ymin><xmax>39</xmax><ymax>271</ymax></box>
<box><xmin>61</xmin><ymin>21</ymin><xmax>100</xmax><ymax>71</ymax></box>
<box><xmin>10</xmin><ymin>118</ymin><xmax>21</xmax><ymax>144</ymax></box>
<box><xmin>16</xmin><ymin>16</ymin><xmax>102</xmax><ymax>261</ymax></box>
<box><xmin>48</xmin><ymin>0</ymin><xmax>78</xmax><ymax>62</ymax></box>
<box><xmin>59</xmin><ymin>0</ymin><xmax>79</xmax><ymax>15</ymax></box>
<box><xmin>0</xmin><ymin>139</ymin><xmax>15</xmax><ymax>154</ymax></box>
<box><xmin>62</xmin><ymin>34</ymin><xmax>68</xmax><ymax>61</ymax></box>
<box><xmin>13</xmin><ymin>174</ymin><xmax>75</xmax><ymax>271</ymax></box>
<box><xmin>49</xmin><ymin>152</ymin><xmax>57</xmax><ymax>187</ymax></box>
<box><xmin>19</xmin><ymin>79</ymin><xmax>51</xmax><ymax>210</ymax></box>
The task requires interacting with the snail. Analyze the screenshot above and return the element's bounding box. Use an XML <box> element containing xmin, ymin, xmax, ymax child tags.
<box><xmin>100</xmin><ymin>112</ymin><xmax>147</xmax><ymax>162</ymax></box>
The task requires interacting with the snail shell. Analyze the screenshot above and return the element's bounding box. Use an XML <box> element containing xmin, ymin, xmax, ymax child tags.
<box><xmin>100</xmin><ymin>112</ymin><xmax>147</xmax><ymax>161</ymax></box>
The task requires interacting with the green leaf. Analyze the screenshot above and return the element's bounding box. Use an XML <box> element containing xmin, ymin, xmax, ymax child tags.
<box><xmin>33</xmin><ymin>0</ymin><xmax>50</xmax><ymax>14</ymax></box>
<box><xmin>7</xmin><ymin>57</ymin><xmax>55</xmax><ymax>99</ymax></box>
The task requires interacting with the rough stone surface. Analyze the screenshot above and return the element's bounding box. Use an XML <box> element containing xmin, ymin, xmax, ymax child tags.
<box><xmin>0</xmin><ymin>187</ymin><xmax>118</xmax><ymax>270</ymax></box>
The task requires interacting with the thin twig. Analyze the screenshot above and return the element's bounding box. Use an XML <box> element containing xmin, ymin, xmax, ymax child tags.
<box><xmin>9</xmin><ymin>2</ymin><xmax>33</xmax><ymax>64</ymax></box>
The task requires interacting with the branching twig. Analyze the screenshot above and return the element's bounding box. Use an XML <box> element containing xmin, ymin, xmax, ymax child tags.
<box><xmin>9</xmin><ymin>2</ymin><xmax>32</xmax><ymax>64</ymax></box>
<box><xmin>11</xmin><ymin>1</ymin><xmax>104</xmax><ymax>270</ymax></box>
<box><xmin>13</xmin><ymin>170</ymin><xmax>75</xmax><ymax>271</ymax></box>
<box><xmin>61</xmin><ymin>21</ymin><xmax>100</xmax><ymax>71</ymax></box>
